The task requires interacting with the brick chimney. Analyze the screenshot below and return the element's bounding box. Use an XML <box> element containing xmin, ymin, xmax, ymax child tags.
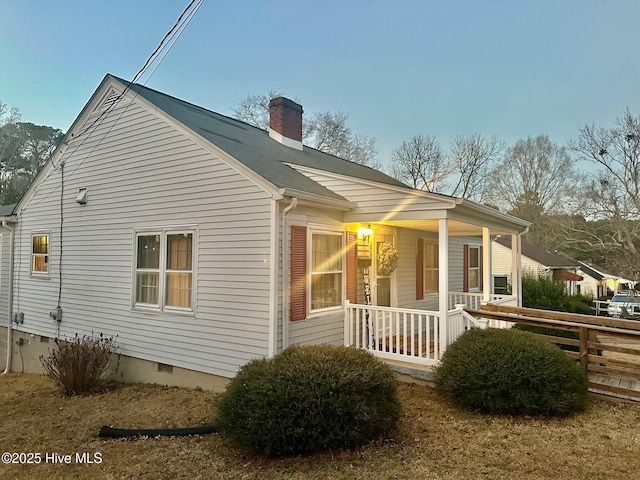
<box><xmin>268</xmin><ymin>97</ymin><xmax>303</xmax><ymax>150</ymax></box>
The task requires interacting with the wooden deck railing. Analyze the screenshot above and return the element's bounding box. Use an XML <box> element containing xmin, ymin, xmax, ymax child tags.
<box><xmin>466</xmin><ymin>304</ymin><xmax>640</xmax><ymax>400</ymax></box>
<box><xmin>448</xmin><ymin>292</ymin><xmax>513</xmax><ymax>310</ymax></box>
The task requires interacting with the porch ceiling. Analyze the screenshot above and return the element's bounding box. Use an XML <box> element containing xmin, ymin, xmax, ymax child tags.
<box><xmin>350</xmin><ymin>219</ymin><xmax>520</xmax><ymax>236</ymax></box>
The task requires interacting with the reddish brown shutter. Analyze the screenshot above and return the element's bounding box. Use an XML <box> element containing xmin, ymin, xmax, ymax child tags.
<box><xmin>479</xmin><ymin>246</ymin><xmax>484</xmax><ymax>291</ymax></box>
<box><xmin>346</xmin><ymin>232</ymin><xmax>358</xmax><ymax>304</ymax></box>
<box><xmin>290</xmin><ymin>226</ymin><xmax>307</xmax><ymax>321</ymax></box>
<box><xmin>416</xmin><ymin>239</ymin><xmax>424</xmax><ymax>300</ymax></box>
<box><xmin>463</xmin><ymin>244</ymin><xmax>469</xmax><ymax>292</ymax></box>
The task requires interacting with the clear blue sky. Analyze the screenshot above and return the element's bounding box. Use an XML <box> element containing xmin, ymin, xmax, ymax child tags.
<box><xmin>1</xmin><ymin>0</ymin><xmax>639</xmax><ymax>168</ymax></box>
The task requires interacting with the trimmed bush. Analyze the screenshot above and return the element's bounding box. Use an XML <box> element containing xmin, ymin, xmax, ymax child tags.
<box><xmin>434</xmin><ymin>328</ymin><xmax>588</xmax><ymax>416</ymax></box>
<box><xmin>215</xmin><ymin>345</ymin><xmax>401</xmax><ymax>456</ymax></box>
<box><xmin>40</xmin><ymin>333</ymin><xmax>119</xmax><ymax>396</ymax></box>
<box><xmin>522</xmin><ymin>269</ymin><xmax>594</xmax><ymax>315</ymax></box>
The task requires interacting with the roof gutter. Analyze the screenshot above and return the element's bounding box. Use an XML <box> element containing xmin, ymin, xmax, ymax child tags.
<box><xmin>2</xmin><ymin>219</ymin><xmax>15</xmax><ymax>375</ymax></box>
<box><xmin>280</xmin><ymin>188</ymin><xmax>355</xmax><ymax>211</ymax></box>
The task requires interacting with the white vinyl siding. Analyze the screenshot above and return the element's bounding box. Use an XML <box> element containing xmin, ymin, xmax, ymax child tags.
<box><xmin>492</xmin><ymin>240</ymin><xmax>545</xmax><ymax>277</ymax></box>
<box><xmin>11</xmin><ymin>89</ymin><xmax>273</xmax><ymax>379</ymax></box>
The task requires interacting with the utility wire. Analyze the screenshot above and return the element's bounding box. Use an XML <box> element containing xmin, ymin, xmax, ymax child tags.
<box><xmin>21</xmin><ymin>0</ymin><xmax>204</xmax><ymax>214</ymax></box>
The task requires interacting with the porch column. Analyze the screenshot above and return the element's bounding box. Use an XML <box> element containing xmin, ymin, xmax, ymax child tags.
<box><xmin>438</xmin><ymin>218</ymin><xmax>448</xmax><ymax>357</ymax></box>
<box><xmin>511</xmin><ymin>234</ymin><xmax>522</xmax><ymax>307</ymax></box>
<box><xmin>482</xmin><ymin>227</ymin><xmax>491</xmax><ymax>303</ymax></box>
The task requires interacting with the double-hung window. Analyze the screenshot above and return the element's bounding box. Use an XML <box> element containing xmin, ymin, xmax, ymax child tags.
<box><xmin>467</xmin><ymin>245</ymin><xmax>480</xmax><ymax>291</ymax></box>
<box><xmin>310</xmin><ymin>231</ymin><xmax>343</xmax><ymax>311</ymax></box>
<box><xmin>290</xmin><ymin>226</ymin><xmax>347</xmax><ymax>321</ymax></box>
<box><xmin>424</xmin><ymin>241</ymin><xmax>439</xmax><ymax>294</ymax></box>
<box><xmin>493</xmin><ymin>275</ymin><xmax>509</xmax><ymax>295</ymax></box>
<box><xmin>134</xmin><ymin>230</ymin><xmax>194</xmax><ymax>312</ymax></box>
<box><xmin>31</xmin><ymin>234</ymin><xmax>49</xmax><ymax>275</ymax></box>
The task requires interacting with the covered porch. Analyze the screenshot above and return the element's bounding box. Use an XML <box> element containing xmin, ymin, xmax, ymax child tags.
<box><xmin>342</xmin><ymin>192</ymin><xmax>530</xmax><ymax>367</ymax></box>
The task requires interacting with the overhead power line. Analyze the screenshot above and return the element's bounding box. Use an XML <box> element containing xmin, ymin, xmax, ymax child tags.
<box><xmin>23</xmin><ymin>0</ymin><xmax>204</xmax><ymax>213</ymax></box>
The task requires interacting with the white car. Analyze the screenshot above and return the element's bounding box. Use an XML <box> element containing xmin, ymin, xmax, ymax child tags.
<box><xmin>607</xmin><ymin>292</ymin><xmax>640</xmax><ymax>318</ymax></box>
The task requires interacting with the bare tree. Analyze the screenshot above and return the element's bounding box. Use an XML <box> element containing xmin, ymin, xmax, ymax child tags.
<box><xmin>569</xmin><ymin>108</ymin><xmax>640</xmax><ymax>217</ymax></box>
<box><xmin>232</xmin><ymin>91</ymin><xmax>379</xmax><ymax>167</ymax></box>
<box><xmin>389</xmin><ymin>134</ymin><xmax>451</xmax><ymax>191</ymax></box>
<box><xmin>448</xmin><ymin>133</ymin><xmax>504</xmax><ymax>202</ymax></box>
<box><xmin>565</xmin><ymin>109</ymin><xmax>640</xmax><ymax>277</ymax></box>
<box><xmin>231</xmin><ymin>89</ymin><xmax>284</xmax><ymax>131</ymax></box>
<box><xmin>487</xmin><ymin>135</ymin><xmax>581</xmax><ymax>221</ymax></box>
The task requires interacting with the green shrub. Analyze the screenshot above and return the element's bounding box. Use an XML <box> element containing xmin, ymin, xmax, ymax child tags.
<box><xmin>215</xmin><ymin>345</ymin><xmax>401</xmax><ymax>456</ymax></box>
<box><xmin>434</xmin><ymin>328</ymin><xmax>588</xmax><ymax>416</ymax></box>
<box><xmin>522</xmin><ymin>269</ymin><xmax>569</xmax><ymax>311</ymax></box>
<box><xmin>523</xmin><ymin>269</ymin><xmax>595</xmax><ymax>315</ymax></box>
<box><xmin>40</xmin><ymin>333</ymin><xmax>119</xmax><ymax>396</ymax></box>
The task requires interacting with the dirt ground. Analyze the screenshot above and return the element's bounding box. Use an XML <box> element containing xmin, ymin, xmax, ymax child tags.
<box><xmin>1</xmin><ymin>373</ymin><xmax>639</xmax><ymax>480</ymax></box>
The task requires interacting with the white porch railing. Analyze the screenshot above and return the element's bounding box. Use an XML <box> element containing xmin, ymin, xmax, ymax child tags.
<box><xmin>345</xmin><ymin>302</ymin><xmax>484</xmax><ymax>366</ymax></box>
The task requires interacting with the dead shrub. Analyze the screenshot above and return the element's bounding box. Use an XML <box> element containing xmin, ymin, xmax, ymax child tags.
<box><xmin>40</xmin><ymin>333</ymin><xmax>120</xmax><ymax>396</ymax></box>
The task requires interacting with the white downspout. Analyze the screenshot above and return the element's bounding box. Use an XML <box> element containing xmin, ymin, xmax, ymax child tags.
<box><xmin>2</xmin><ymin>220</ymin><xmax>15</xmax><ymax>375</ymax></box>
<box><xmin>281</xmin><ymin>197</ymin><xmax>298</xmax><ymax>352</ymax></box>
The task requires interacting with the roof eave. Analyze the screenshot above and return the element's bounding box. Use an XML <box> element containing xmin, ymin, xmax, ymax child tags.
<box><xmin>457</xmin><ymin>198</ymin><xmax>531</xmax><ymax>233</ymax></box>
<box><xmin>280</xmin><ymin>188</ymin><xmax>355</xmax><ymax>211</ymax></box>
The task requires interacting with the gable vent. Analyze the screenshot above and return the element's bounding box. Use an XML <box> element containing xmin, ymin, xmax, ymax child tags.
<box><xmin>94</xmin><ymin>87</ymin><xmax>122</xmax><ymax>112</ymax></box>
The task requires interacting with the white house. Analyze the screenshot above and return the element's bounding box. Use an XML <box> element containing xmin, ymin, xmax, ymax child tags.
<box><xmin>577</xmin><ymin>260</ymin><xmax>633</xmax><ymax>298</ymax></box>
<box><xmin>0</xmin><ymin>75</ymin><xmax>530</xmax><ymax>389</ymax></box>
<box><xmin>492</xmin><ymin>236</ymin><xmax>583</xmax><ymax>295</ymax></box>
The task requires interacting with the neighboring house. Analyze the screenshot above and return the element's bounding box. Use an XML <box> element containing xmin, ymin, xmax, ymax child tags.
<box><xmin>0</xmin><ymin>74</ymin><xmax>530</xmax><ymax>387</ymax></box>
<box><xmin>577</xmin><ymin>261</ymin><xmax>630</xmax><ymax>298</ymax></box>
<box><xmin>492</xmin><ymin>236</ymin><xmax>583</xmax><ymax>295</ymax></box>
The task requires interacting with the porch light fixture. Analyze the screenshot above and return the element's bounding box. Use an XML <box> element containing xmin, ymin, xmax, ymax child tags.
<box><xmin>357</xmin><ymin>225</ymin><xmax>373</xmax><ymax>243</ymax></box>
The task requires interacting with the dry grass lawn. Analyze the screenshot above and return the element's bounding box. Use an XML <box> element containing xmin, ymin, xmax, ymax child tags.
<box><xmin>1</xmin><ymin>373</ymin><xmax>640</xmax><ymax>480</ymax></box>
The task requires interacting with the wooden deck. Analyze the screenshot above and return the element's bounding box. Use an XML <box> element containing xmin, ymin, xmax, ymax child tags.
<box><xmin>589</xmin><ymin>373</ymin><xmax>640</xmax><ymax>401</ymax></box>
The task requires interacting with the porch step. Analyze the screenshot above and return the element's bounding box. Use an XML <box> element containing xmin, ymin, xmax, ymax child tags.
<box><xmin>385</xmin><ymin>358</ymin><xmax>435</xmax><ymax>383</ymax></box>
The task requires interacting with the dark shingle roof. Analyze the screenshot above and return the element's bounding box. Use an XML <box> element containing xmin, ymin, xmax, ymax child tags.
<box><xmin>112</xmin><ymin>75</ymin><xmax>407</xmax><ymax>203</ymax></box>
<box><xmin>494</xmin><ymin>236</ymin><xmax>580</xmax><ymax>269</ymax></box>
<box><xmin>0</xmin><ymin>203</ymin><xmax>16</xmax><ymax>216</ymax></box>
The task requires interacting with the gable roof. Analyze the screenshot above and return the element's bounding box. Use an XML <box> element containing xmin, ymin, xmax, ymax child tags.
<box><xmin>494</xmin><ymin>236</ymin><xmax>580</xmax><ymax>269</ymax></box>
<box><xmin>577</xmin><ymin>260</ymin><xmax>618</xmax><ymax>281</ymax></box>
<box><xmin>108</xmin><ymin>75</ymin><xmax>407</xmax><ymax>205</ymax></box>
